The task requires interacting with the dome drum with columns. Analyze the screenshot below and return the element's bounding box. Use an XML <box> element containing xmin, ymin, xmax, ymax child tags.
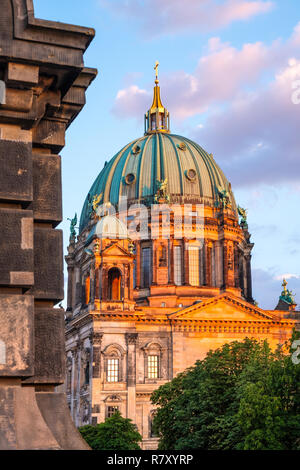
<box><xmin>76</xmin><ymin>63</ymin><xmax>251</xmax><ymax>306</ymax></box>
<box><xmin>64</xmin><ymin>64</ymin><xmax>297</xmax><ymax>449</ymax></box>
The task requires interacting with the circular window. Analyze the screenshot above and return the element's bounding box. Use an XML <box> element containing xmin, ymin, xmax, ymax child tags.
<box><xmin>185</xmin><ymin>169</ymin><xmax>197</xmax><ymax>182</ymax></box>
<box><xmin>132</xmin><ymin>145</ymin><xmax>141</xmax><ymax>155</ymax></box>
<box><xmin>125</xmin><ymin>173</ymin><xmax>136</xmax><ymax>185</ymax></box>
<box><xmin>177</xmin><ymin>142</ymin><xmax>187</xmax><ymax>151</ymax></box>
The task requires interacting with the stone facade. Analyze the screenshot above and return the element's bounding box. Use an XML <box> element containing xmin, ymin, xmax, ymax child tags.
<box><xmin>63</xmin><ymin>26</ymin><xmax>299</xmax><ymax>452</ymax></box>
<box><xmin>65</xmin><ymin>212</ymin><xmax>299</xmax><ymax>450</ymax></box>
<box><xmin>0</xmin><ymin>0</ymin><xmax>96</xmax><ymax>449</ymax></box>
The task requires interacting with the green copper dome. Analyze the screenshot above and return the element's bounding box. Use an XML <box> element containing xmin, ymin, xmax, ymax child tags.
<box><xmin>79</xmin><ymin>132</ymin><xmax>237</xmax><ymax>233</ymax></box>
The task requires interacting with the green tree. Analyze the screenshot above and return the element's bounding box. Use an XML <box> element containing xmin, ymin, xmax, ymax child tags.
<box><xmin>151</xmin><ymin>334</ymin><xmax>300</xmax><ymax>450</ymax></box>
<box><xmin>79</xmin><ymin>410</ymin><xmax>142</xmax><ymax>450</ymax></box>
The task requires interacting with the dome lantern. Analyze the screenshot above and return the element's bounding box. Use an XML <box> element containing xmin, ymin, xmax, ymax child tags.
<box><xmin>144</xmin><ymin>61</ymin><xmax>170</xmax><ymax>135</ymax></box>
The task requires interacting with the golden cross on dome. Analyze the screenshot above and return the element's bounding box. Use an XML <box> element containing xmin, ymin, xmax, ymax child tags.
<box><xmin>154</xmin><ymin>61</ymin><xmax>159</xmax><ymax>83</ymax></box>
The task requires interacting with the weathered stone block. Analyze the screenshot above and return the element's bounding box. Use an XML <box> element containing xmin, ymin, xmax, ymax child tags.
<box><xmin>0</xmin><ymin>140</ymin><xmax>32</xmax><ymax>202</ymax></box>
<box><xmin>0</xmin><ymin>386</ymin><xmax>60</xmax><ymax>450</ymax></box>
<box><xmin>0</xmin><ymin>209</ymin><xmax>33</xmax><ymax>286</ymax></box>
<box><xmin>2</xmin><ymin>88</ymin><xmax>33</xmax><ymax>112</ymax></box>
<box><xmin>24</xmin><ymin>308</ymin><xmax>65</xmax><ymax>384</ymax></box>
<box><xmin>33</xmin><ymin>154</ymin><xmax>62</xmax><ymax>225</ymax></box>
<box><xmin>33</xmin><ymin>227</ymin><xmax>64</xmax><ymax>301</ymax></box>
<box><xmin>36</xmin><ymin>393</ymin><xmax>91</xmax><ymax>450</ymax></box>
<box><xmin>0</xmin><ymin>294</ymin><xmax>34</xmax><ymax>376</ymax></box>
<box><xmin>32</xmin><ymin>119</ymin><xmax>66</xmax><ymax>152</ymax></box>
<box><xmin>0</xmin><ymin>387</ymin><xmax>17</xmax><ymax>449</ymax></box>
<box><xmin>6</xmin><ymin>62</ymin><xmax>39</xmax><ymax>86</ymax></box>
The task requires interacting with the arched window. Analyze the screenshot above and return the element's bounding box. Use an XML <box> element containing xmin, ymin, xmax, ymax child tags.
<box><xmin>133</xmin><ymin>245</ymin><xmax>136</xmax><ymax>288</ymax></box>
<box><xmin>149</xmin><ymin>410</ymin><xmax>158</xmax><ymax>438</ymax></box>
<box><xmin>142</xmin><ymin>247</ymin><xmax>151</xmax><ymax>288</ymax></box>
<box><xmin>174</xmin><ymin>245</ymin><xmax>182</xmax><ymax>286</ymax></box>
<box><xmin>103</xmin><ymin>344</ymin><xmax>125</xmax><ymax>383</ymax></box>
<box><xmin>142</xmin><ymin>342</ymin><xmax>164</xmax><ymax>381</ymax></box>
<box><xmin>188</xmin><ymin>246</ymin><xmax>200</xmax><ymax>286</ymax></box>
<box><xmin>211</xmin><ymin>243</ymin><xmax>216</xmax><ymax>287</ymax></box>
<box><xmin>108</xmin><ymin>268</ymin><xmax>121</xmax><ymax>300</ymax></box>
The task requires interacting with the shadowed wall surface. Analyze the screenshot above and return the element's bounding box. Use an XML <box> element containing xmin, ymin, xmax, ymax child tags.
<box><xmin>0</xmin><ymin>0</ymin><xmax>96</xmax><ymax>449</ymax></box>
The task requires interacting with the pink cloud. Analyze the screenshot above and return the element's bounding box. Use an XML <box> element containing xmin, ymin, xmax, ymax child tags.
<box><xmin>191</xmin><ymin>60</ymin><xmax>300</xmax><ymax>187</ymax></box>
<box><xmin>100</xmin><ymin>0</ymin><xmax>273</xmax><ymax>37</ymax></box>
<box><xmin>112</xmin><ymin>23</ymin><xmax>300</xmax><ymax>188</ymax></box>
<box><xmin>112</xmin><ymin>85</ymin><xmax>150</xmax><ymax>119</ymax></box>
<box><xmin>112</xmin><ymin>23</ymin><xmax>299</xmax><ymax>121</ymax></box>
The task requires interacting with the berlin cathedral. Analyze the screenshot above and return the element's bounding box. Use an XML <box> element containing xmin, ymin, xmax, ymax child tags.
<box><xmin>64</xmin><ymin>67</ymin><xmax>298</xmax><ymax>449</ymax></box>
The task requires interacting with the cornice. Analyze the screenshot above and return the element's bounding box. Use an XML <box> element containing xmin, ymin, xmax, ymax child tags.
<box><xmin>65</xmin><ymin>310</ymin><xmax>297</xmax><ymax>330</ymax></box>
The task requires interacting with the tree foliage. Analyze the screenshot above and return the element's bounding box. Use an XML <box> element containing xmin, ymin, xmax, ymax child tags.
<box><xmin>151</xmin><ymin>333</ymin><xmax>300</xmax><ymax>450</ymax></box>
<box><xmin>79</xmin><ymin>410</ymin><xmax>142</xmax><ymax>450</ymax></box>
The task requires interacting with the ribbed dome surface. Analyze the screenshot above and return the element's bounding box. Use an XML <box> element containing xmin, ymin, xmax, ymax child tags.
<box><xmin>79</xmin><ymin>133</ymin><xmax>237</xmax><ymax>232</ymax></box>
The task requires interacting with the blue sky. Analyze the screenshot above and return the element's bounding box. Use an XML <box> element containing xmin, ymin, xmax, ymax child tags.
<box><xmin>34</xmin><ymin>0</ymin><xmax>300</xmax><ymax>310</ymax></box>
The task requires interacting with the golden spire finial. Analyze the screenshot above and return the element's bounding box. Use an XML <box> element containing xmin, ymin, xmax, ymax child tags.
<box><xmin>282</xmin><ymin>279</ymin><xmax>288</xmax><ymax>294</ymax></box>
<box><xmin>144</xmin><ymin>61</ymin><xmax>170</xmax><ymax>134</ymax></box>
<box><xmin>154</xmin><ymin>61</ymin><xmax>159</xmax><ymax>84</ymax></box>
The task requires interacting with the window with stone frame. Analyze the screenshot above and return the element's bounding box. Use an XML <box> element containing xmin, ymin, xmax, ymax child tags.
<box><xmin>147</xmin><ymin>355</ymin><xmax>159</xmax><ymax>379</ymax></box>
<box><xmin>107</xmin><ymin>406</ymin><xmax>119</xmax><ymax>418</ymax></box>
<box><xmin>188</xmin><ymin>245</ymin><xmax>200</xmax><ymax>286</ymax></box>
<box><xmin>103</xmin><ymin>344</ymin><xmax>125</xmax><ymax>383</ymax></box>
<box><xmin>173</xmin><ymin>245</ymin><xmax>182</xmax><ymax>286</ymax></box>
<box><xmin>105</xmin><ymin>395</ymin><xmax>122</xmax><ymax>418</ymax></box>
<box><xmin>149</xmin><ymin>410</ymin><xmax>158</xmax><ymax>438</ymax></box>
<box><xmin>133</xmin><ymin>245</ymin><xmax>137</xmax><ymax>288</ymax></box>
<box><xmin>142</xmin><ymin>342</ymin><xmax>164</xmax><ymax>381</ymax></box>
<box><xmin>107</xmin><ymin>358</ymin><xmax>119</xmax><ymax>382</ymax></box>
<box><xmin>142</xmin><ymin>246</ymin><xmax>151</xmax><ymax>288</ymax></box>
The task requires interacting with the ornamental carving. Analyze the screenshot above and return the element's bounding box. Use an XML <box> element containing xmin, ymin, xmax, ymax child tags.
<box><xmin>93</xmin><ymin>332</ymin><xmax>103</xmax><ymax>345</ymax></box>
<box><xmin>125</xmin><ymin>333</ymin><xmax>138</xmax><ymax>345</ymax></box>
<box><xmin>80</xmin><ymin>396</ymin><xmax>90</xmax><ymax>424</ymax></box>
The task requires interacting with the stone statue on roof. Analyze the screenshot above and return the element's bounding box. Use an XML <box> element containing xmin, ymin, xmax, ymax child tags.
<box><xmin>280</xmin><ymin>279</ymin><xmax>296</xmax><ymax>305</ymax></box>
<box><xmin>67</xmin><ymin>213</ymin><xmax>77</xmax><ymax>242</ymax></box>
<box><xmin>238</xmin><ymin>205</ymin><xmax>248</xmax><ymax>228</ymax></box>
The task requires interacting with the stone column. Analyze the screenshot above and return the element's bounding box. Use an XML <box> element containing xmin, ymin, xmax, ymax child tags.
<box><xmin>205</xmin><ymin>240</ymin><xmax>212</xmax><ymax>286</ymax></box>
<box><xmin>90</xmin><ymin>265</ymin><xmax>95</xmax><ymax>304</ymax></box>
<box><xmin>125</xmin><ymin>333</ymin><xmax>138</xmax><ymax>423</ymax></box>
<box><xmin>70</xmin><ymin>349</ymin><xmax>76</xmax><ymax>419</ymax></box>
<box><xmin>183</xmin><ymin>238</ymin><xmax>189</xmax><ymax>285</ymax></box>
<box><xmin>214</xmin><ymin>240</ymin><xmax>223</xmax><ymax>288</ymax></box>
<box><xmin>245</xmin><ymin>253</ymin><xmax>254</xmax><ymax>302</ymax></box>
<box><xmin>67</xmin><ymin>265</ymin><xmax>74</xmax><ymax>310</ymax></box>
<box><xmin>234</xmin><ymin>242</ymin><xmax>239</xmax><ymax>288</ymax></box>
<box><xmin>136</xmin><ymin>242</ymin><xmax>141</xmax><ymax>289</ymax></box>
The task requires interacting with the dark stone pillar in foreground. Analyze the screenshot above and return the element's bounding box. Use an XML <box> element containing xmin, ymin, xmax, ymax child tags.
<box><xmin>0</xmin><ymin>0</ymin><xmax>97</xmax><ymax>449</ymax></box>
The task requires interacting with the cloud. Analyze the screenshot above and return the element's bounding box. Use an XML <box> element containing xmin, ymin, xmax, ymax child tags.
<box><xmin>192</xmin><ymin>59</ymin><xmax>300</xmax><ymax>187</ymax></box>
<box><xmin>274</xmin><ymin>273</ymin><xmax>300</xmax><ymax>281</ymax></box>
<box><xmin>112</xmin><ymin>22</ymin><xmax>300</xmax><ymax>188</ymax></box>
<box><xmin>100</xmin><ymin>0</ymin><xmax>273</xmax><ymax>38</ymax></box>
<box><xmin>112</xmin><ymin>37</ymin><xmax>278</xmax><ymax>120</ymax></box>
<box><xmin>112</xmin><ymin>85</ymin><xmax>150</xmax><ymax>119</ymax></box>
<box><xmin>113</xmin><ymin>22</ymin><xmax>300</xmax><ymax>120</ymax></box>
